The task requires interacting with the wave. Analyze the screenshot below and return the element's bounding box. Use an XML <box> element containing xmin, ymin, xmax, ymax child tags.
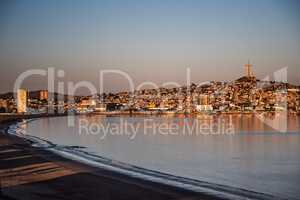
<box><xmin>7</xmin><ymin>120</ymin><xmax>285</xmax><ymax>200</ymax></box>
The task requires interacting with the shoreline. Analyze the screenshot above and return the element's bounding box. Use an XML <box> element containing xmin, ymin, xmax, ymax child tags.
<box><xmin>87</xmin><ymin>111</ymin><xmax>300</xmax><ymax>118</ymax></box>
<box><xmin>2</xmin><ymin>110</ymin><xmax>296</xmax><ymax>130</ymax></box>
<box><xmin>0</xmin><ymin>120</ymin><xmax>223</xmax><ymax>200</ymax></box>
<box><xmin>0</xmin><ymin>113</ymin><xmax>70</xmax><ymax>124</ymax></box>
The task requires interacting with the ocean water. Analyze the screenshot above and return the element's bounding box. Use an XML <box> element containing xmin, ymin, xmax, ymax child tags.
<box><xmin>14</xmin><ymin>114</ymin><xmax>300</xmax><ymax>200</ymax></box>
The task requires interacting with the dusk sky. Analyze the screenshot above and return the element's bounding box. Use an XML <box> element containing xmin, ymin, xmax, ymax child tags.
<box><xmin>0</xmin><ymin>0</ymin><xmax>299</xmax><ymax>94</ymax></box>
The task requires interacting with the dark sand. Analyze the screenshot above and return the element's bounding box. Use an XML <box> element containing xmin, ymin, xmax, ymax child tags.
<box><xmin>0</xmin><ymin>123</ymin><xmax>222</xmax><ymax>200</ymax></box>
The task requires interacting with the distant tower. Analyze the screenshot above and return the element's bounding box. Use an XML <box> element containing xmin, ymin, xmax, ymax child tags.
<box><xmin>17</xmin><ymin>89</ymin><xmax>27</xmax><ymax>113</ymax></box>
<box><xmin>244</xmin><ymin>60</ymin><xmax>253</xmax><ymax>77</ymax></box>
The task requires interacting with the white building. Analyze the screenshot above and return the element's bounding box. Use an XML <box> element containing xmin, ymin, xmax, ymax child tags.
<box><xmin>95</xmin><ymin>103</ymin><xmax>106</xmax><ymax>112</ymax></box>
<box><xmin>196</xmin><ymin>105</ymin><xmax>213</xmax><ymax>112</ymax></box>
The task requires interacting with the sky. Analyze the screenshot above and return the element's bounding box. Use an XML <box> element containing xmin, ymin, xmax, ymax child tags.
<box><xmin>0</xmin><ymin>0</ymin><xmax>300</xmax><ymax>94</ymax></box>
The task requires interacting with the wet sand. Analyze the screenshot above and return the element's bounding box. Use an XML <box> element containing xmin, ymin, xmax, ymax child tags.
<box><xmin>0</xmin><ymin>123</ymin><xmax>220</xmax><ymax>200</ymax></box>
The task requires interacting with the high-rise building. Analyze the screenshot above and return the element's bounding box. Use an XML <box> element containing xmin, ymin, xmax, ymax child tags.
<box><xmin>39</xmin><ymin>90</ymin><xmax>48</xmax><ymax>100</ymax></box>
<box><xmin>196</xmin><ymin>94</ymin><xmax>213</xmax><ymax>112</ymax></box>
<box><xmin>17</xmin><ymin>89</ymin><xmax>27</xmax><ymax>113</ymax></box>
<box><xmin>199</xmin><ymin>94</ymin><xmax>209</xmax><ymax>105</ymax></box>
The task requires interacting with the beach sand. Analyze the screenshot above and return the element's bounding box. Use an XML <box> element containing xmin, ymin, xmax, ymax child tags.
<box><xmin>0</xmin><ymin>123</ymin><xmax>220</xmax><ymax>200</ymax></box>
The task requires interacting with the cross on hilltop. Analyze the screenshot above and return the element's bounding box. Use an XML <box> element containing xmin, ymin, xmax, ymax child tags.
<box><xmin>244</xmin><ymin>60</ymin><xmax>253</xmax><ymax>77</ymax></box>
